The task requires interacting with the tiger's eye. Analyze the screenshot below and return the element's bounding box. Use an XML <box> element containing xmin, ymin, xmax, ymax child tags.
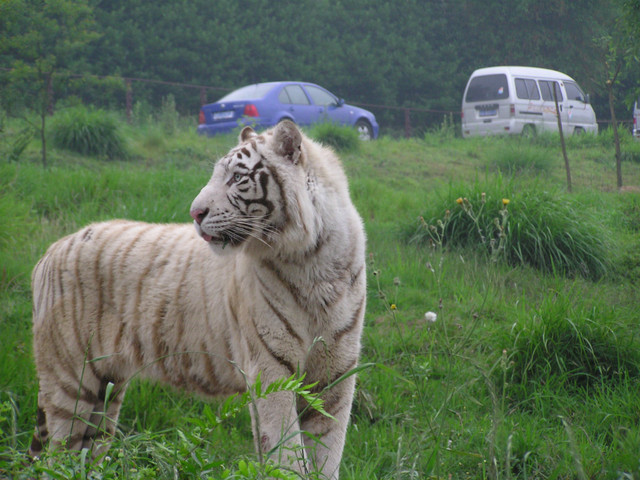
<box><xmin>233</xmin><ymin>173</ymin><xmax>243</xmax><ymax>182</ymax></box>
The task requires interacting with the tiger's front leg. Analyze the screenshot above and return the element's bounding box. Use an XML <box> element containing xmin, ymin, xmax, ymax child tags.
<box><xmin>250</xmin><ymin>389</ymin><xmax>309</xmax><ymax>475</ymax></box>
<box><xmin>300</xmin><ymin>374</ymin><xmax>356</xmax><ymax>480</ymax></box>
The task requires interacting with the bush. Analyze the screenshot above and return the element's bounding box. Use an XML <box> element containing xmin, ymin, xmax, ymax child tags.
<box><xmin>308</xmin><ymin>122</ymin><xmax>360</xmax><ymax>152</ymax></box>
<box><xmin>50</xmin><ymin>106</ymin><xmax>128</xmax><ymax>159</ymax></box>
<box><xmin>412</xmin><ymin>181</ymin><xmax>614</xmax><ymax>279</ymax></box>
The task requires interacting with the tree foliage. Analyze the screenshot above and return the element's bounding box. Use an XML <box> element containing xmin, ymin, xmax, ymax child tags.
<box><xmin>0</xmin><ymin>0</ymin><xmax>99</xmax><ymax>166</ymax></box>
<box><xmin>1</xmin><ymin>0</ymin><xmax>639</xmax><ymax>130</ymax></box>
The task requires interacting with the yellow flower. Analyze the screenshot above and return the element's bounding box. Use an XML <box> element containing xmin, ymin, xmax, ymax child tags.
<box><xmin>390</xmin><ymin>304</ymin><xmax>397</xmax><ymax>310</ymax></box>
<box><xmin>456</xmin><ymin>197</ymin><xmax>463</xmax><ymax>205</ymax></box>
<box><xmin>502</xmin><ymin>198</ymin><xmax>510</xmax><ymax>206</ymax></box>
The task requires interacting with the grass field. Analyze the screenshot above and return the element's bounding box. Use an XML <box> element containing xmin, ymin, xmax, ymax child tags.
<box><xmin>1</xmin><ymin>116</ymin><xmax>640</xmax><ymax>479</ymax></box>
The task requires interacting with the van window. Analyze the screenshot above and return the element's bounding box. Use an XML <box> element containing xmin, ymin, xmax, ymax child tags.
<box><xmin>465</xmin><ymin>74</ymin><xmax>509</xmax><ymax>102</ymax></box>
<box><xmin>539</xmin><ymin>81</ymin><xmax>563</xmax><ymax>102</ymax></box>
<box><xmin>515</xmin><ymin>78</ymin><xmax>540</xmax><ymax>100</ymax></box>
<box><xmin>564</xmin><ymin>82</ymin><xmax>586</xmax><ymax>102</ymax></box>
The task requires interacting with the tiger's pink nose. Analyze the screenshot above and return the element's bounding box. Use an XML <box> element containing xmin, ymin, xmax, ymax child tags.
<box><xmin>190</xmin><ymin>208</ymin><xmax>208</xmax><ymax>225</ymax></box>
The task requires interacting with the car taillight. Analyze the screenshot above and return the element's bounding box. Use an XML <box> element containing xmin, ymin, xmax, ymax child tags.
<box><xmin>198</xmin><ymin>110</ymin><xmax>205</xmax><ymax>124</ymax></box>
<box><xmin>510</xmin><ymin>104</ymin><xmax>515</xmax><ymax>116</ymax></box>
<box><xmin>244</xmin><ymin>104</ymin><xmax>259</xmax><ymax>117</ymax></box>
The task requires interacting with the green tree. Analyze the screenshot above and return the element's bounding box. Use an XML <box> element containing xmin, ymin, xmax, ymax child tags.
<box><xmin>593</xmin><ymin>0</ymin><xmax>640</xmax><ymax>189</ymax></box>
<box><xmin>0</xmin><ymin>0</ymin><xmax>98</xmax><ymax>167</ymax></box>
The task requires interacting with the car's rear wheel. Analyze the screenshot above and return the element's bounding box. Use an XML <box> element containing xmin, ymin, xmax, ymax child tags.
<box><xmin>355</xmin><ymin>119</ymin><xmax>373</xmax><ymax>141</ymax></box>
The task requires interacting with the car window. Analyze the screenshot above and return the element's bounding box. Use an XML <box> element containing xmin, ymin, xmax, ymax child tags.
<box><xmin>538</xmin><ymin>80</ymin><xmax>563</xmax><ymax>102</ymax></box>
<box><xmin>218</xmin><ymin>84</ymin><xmax>274</xmax><ymax>102</ymax></box>
<box><xmin>515</xmin><ymin>78</ymin><xmax>540</xmax><ymax>100</ymax></box>
<box><xmin>281</xmin><ymin>85</ymin><xmax>310</xmax><ymax>105</ymax></box>
<box><xmin>564</xmin><ymin>82</ymin><xmax>585</xmax><ymax>102</ymax></box>
<box><xmin>305</xmin><ymin>85</ymin><xmax>338</xmax><ymax>106</ymax></box>
<box><xmin>465</xmin><ymin>74</ymin><xmax>509</xmax><ymax>102</ymax></box>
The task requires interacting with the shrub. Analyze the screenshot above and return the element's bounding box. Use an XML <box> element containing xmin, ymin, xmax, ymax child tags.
<box><xmin>50</xmin><ymin>106</ymin><xmax>128</xmax><ymax>159</ymax></box>
<box><xmin>412</xmin><ymin>181</ymin><xmax>614</xmax><ymax>279</ymax></box>
<box><xmin>308</xmin><ymin>122</ymin><xmax>360</xmax><ymax>152</ymax></box>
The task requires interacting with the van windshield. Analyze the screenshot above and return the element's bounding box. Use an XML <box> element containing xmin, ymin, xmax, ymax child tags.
<box><xmin>465</xmin><ymin>74</ymin><xmax>509</xmax><ymax>102</ymax></box>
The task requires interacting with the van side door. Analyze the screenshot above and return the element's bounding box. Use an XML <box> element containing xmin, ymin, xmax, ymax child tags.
<box><xmin>538</xmin><ymin>80</ymin><xmax>565</xmax><ymax>133</ymax></box>
<box><xmin>514</xmin><ymin>78</ymin><xmax>543</xmax><ymax>132</ymax></box>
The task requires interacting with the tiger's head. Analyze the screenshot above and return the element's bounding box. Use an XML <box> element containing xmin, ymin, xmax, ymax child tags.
<box><xmin>190</xmin><ymin>120</ymin><xmax>306</xmax><ymax>253</ymax></box>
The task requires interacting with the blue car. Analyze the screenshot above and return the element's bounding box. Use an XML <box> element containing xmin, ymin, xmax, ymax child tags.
<box><xmin>197</xmin><ymin>81</ymin><xmax>379</xmax><ymax>140</ymax></box>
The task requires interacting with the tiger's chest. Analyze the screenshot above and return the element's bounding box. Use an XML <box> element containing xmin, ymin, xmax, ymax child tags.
<box><xmin>230</xmin><ymin>256</ymin><xmax>363</xmax><ymax>380</ymax></box>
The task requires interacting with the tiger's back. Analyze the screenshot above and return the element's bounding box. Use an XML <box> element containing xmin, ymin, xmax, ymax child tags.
<box><xmin>30</xmin><ymin>121</ymin><xmax>366</xmax><ymax>479</ymax></box>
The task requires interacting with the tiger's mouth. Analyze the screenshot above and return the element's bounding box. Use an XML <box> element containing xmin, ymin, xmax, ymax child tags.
<box><xmin>204</xmin><ymin>230</ymin><xmax>248</xmax><ymax>249</ymax></box>
<box><xmin>193</xmin><ymin>221</ymin><xmax>250</xmax><ymax>248</ymax></box>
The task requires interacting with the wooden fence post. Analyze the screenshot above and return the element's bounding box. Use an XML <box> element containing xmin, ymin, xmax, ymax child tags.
<box><xmin>126</xmin><ymin>78</ymin><xmax>132</xmax><ymax>123</ymax></box>
<box><xmin>47</xmin><ymin>73</ymin><xmax>54</xmax><ymax>116</ymax></box>
<box><xmin>404</xmin><ymin>108</ymin><xmax>412</xmax><ymax>138</ymax></box>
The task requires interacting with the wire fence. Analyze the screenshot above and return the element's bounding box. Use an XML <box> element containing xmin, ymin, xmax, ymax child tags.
<box><xmin>1</xmin><ymin>68</ymin><xmax>632</xmax><ymax>137</ymax></box>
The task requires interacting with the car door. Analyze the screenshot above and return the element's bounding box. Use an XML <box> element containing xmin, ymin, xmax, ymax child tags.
<box><xmin>278</xmin><ymin>84</ymin><xmax>317</xmax><ymax>125</ymax></box>
<box><xmin>303</xmin><ymin>85</ymin><xmax>350</xmax><ymax>125</ymax></box>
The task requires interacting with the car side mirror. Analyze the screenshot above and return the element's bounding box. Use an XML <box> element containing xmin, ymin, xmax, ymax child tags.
<box><xmin>337</xmin><ymin>98</ymin><xmax>345</xmax><ymax>107</ymax></box>
<box><xmin>585</xmin><ymin>93</ymin><xmax>590</xmax><ymax>104</ymax></box>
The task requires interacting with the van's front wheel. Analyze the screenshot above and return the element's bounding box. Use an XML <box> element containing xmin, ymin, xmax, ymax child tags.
<box><xmin>521</xmin><ymin>124</ymin><xmax>536</xmax><ymax>138</ymax></box>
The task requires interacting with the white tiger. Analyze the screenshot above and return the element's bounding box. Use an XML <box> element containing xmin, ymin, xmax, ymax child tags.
<box><xmin>29</xmin><ymin>120</ymin><xmax>367</xmax><ymax>479</ymax></box>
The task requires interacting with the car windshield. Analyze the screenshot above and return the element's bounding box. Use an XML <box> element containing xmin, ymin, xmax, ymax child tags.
<box><xmin>218</xmin><ymin>84</ymin><xmax>274</xmax><ymax>102</ymax></box>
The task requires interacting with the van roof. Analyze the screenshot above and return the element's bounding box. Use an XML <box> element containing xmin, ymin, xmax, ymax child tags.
<box><xmin>470</xmin><ymin>66</ymin><xmax>575</xmax><ymax>81</ymax></box>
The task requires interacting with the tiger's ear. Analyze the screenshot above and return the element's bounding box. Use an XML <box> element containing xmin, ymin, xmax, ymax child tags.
<box><xmin>273</xmin><ymin>120</ymin><xmax>302</xmax><ymax>165</ymax></box>
<box><xmin>240</xmin><ymin>126</ymin><xmax>257</xmax><ymax>142</ymax></box>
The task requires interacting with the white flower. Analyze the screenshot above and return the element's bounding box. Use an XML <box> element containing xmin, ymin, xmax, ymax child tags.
<box><xmin>424</xmin><ymin>311</ymin><xmax>437</xmax><ymax>323</ymax></box>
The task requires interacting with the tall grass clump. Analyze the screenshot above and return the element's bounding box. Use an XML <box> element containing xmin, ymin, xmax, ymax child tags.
<box><xmin>50</xmin><ymin>106</ymin><xmax>128</xmax><ymax>159</ymax></box>
<box><xmin>504</xmin><ymin>293</ymin><xmax>640</xmax><ymax>400</ymax></box>
<box><xmin>487</xmin><ymin>140</ymin><xmax>554</xmax><ymax>174</ymax></box>
<box><xmin>423</xmin><ymin>113</ymin><xmax>458</xmax><ymax>145</ymax></box>
<box><xmin>158</xmin><ymin>94</ymin><xmax>179</xmax><ymax>135</ymax></box>
<box><xmin>308</xmin><ymin>123</ymin><xmax>360</xmax><ymax>152</ymax></box>
<box><xmin>412</xmin><ymin>180</ymin><xmax>613</xmax><ymax>279</ymax></box>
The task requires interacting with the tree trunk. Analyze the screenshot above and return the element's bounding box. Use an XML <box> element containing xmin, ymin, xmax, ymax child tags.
<box><xmin>608</xmin><ymin>82</ymin><xmax>623</xmax><ymax>189</ymax></box>
<box><xmin>553</xmin><ymin>85</ymin><xmax>572</xmax><ymax>193</ymax></box>
<box><xmin>40</xmin><ymin>106</ymin><xmax>47</xmax><ymax>168</ymax></box>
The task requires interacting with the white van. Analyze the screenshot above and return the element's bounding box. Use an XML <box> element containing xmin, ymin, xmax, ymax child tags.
<box><xmin>461</xmin><ymin>66</ymin><xmax>597</xmax><ymax>138</ymax></box>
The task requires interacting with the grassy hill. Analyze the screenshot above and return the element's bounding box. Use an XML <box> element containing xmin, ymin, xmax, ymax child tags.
<box><xmin>1</xmin><ymin>117</ymin><xmax>640</xmax><ymax>479</ymax></box>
